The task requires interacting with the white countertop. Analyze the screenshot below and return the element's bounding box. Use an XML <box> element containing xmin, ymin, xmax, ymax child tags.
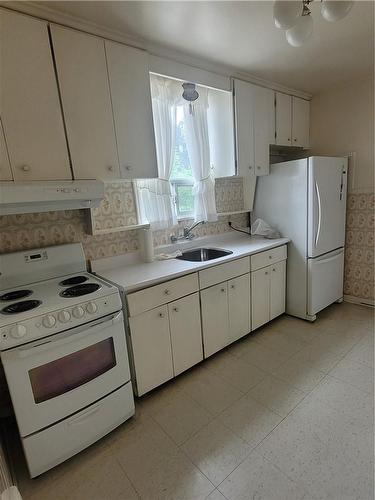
<box><xmin>91</xmin><ymin>233</ymin><xmax>290</xmax><ymax>293</ymax></box>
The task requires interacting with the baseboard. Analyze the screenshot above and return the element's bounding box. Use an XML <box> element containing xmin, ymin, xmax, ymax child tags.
<box><xmin>344</xmin><ymin>295</ymin><xmax>374</xmax><ymax>308</ymax></box>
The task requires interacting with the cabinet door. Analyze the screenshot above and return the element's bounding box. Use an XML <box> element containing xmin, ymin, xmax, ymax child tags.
<box><xmin>51</xmin><ymin>25</ymin><xmax>120</xmax><ymax>180</ymax></box>
<box><xmin>270</xmin><ymin>260</ymin><xmax>286</xmax><ymax>320</ymax></box>
<box><xmin>168</xmin><ymin>293</ymin><xmax>203</xmax><ymax>376</ymax></box>
<box><xmin>105</xmin><ymin>41</ymin><xmax>158</xmax><ymax>179</ymax></box>
<box><xmin>251</xmin><ymin>267</ymin><xmax>270</xmax><ymax>330</ymax></box>
<box><xmin>129</xmin><ymin>306</ymin><xmax>173</xmax><ymax>395</ymax></box>
<box><xmin>275</xmin><ymin>92</ymin><xmax>292</xmax><ymax>147</ymax></box>
<box><xmin>233</xmin><ymin>79</ymin><xmax>255</xmax><ymax>177</ymax></box>
<box><xmin>0</xmin><ymin>120</ymin><xmax>12</xmax><ymax>181</ymax></box>
<box><xmin>253</xmin><ymin>86</ymin><xmax>274</xmax><ymax>176</ymax></box>
<box><xmin>201</xmin><ymin>283</ymin><xmax>229</xmax><ymax>357</ymax></box>
<box><xmin>228</xmin><ymin>273</ymin><xmax>251</xmax><ymax>344</ymax></box>
<box><xmin>0</xmin><ymin>11</ymin><xmax>71</xmax><ymax>181</ymax></box>
<box><xmin>292</xmin><ymin>97</ymin><xmax>310</xmax><ymax>148</ymax></box>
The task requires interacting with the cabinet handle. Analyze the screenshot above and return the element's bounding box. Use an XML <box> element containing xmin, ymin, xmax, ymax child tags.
<box><xmin>249</xmin><ymin>165</ymin><xmax>253</xmax><ymax>171</ymax></box>
<box><xmin>221</xmin><ymin>288</ymin><xmax>226</xmax><ymax>293</ymax></box>
<box><xmin>269</xmin><ymin>255</ymin><xmax>272</xmax><ymax>259</ymax></box>
<box><xmin>21</xmin><ymin>165</ymin><xmax>30</xmax><ymax>172</ymax></box>
<box><xmin>125</xmin><ymin>165</ymin><xmax>132</xmax><ymax>171</ymax></box>
<box><xmin>164</xmin><ymin>289</ymin><xmax>171</xmax><ymax>295</ymax></box>
<box><xmin>265</xmin><ymin>271</ymin><xmax>268</xmax><ymax>275</ymax></box>
<box><xmin>158</xmin><ymin>312</ymin><xmax>164</xmax><ymax>318</ymax></box>
<box><xmin>173</xmin><ymin>307</ymin><xmax>178</xmax><ymax>312</ymax></box>
<box><xmin>107</xmin><ymin>166</ymin><xmax>114</xmax><ymax>172</ymax></box>
<box><xmin>230</xmin><ymin>284</ymin><xmax>235</xmax><ymax>289</ymax></box>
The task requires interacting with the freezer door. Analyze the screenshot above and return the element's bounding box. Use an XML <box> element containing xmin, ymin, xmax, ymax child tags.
<box><xmin>308</xmin><ymin>157</ymin><xmax>347</xmax><ymax>258</ymax></box>
<box><xmin>307</xmin><ymin>248</ymin><xmax>344</xmax><ymax>316</ymax></box>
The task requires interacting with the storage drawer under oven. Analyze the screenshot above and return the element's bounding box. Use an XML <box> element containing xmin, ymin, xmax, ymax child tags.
<box><xmin>1</xmin><ymin>311</ymin><xmax>130</xmax><ymax>437</ymax></box>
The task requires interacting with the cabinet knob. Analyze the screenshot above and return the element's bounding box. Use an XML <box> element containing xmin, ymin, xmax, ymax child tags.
<box><xmin>164</xmin><ymin>289</ymin><xmax>171</xmax><ymax>295</ymax></box>
<box><xmin>257</xmin><ymin>166</ymin><xmax>261</xmax><ymax>170</ymax></box>
<box><xmin>158</xmin><ymin>312</ymin><xmax>164</xmax><ymax>318</ymax></box>
<box><xmin>230</xmin><ymin>284</ymin><xmax>235</xmax><ymax>289</ymax></box>
<box><xmin>294</xmin><ymin>138</ymin><xmax>297</xmax><ymax>142</ymax></box>
<box><xmin>125</xmin><ymin>165</ymin><xmax>132</xmax><ymax>171</ymax></box>
<box><xmin>269</xmin><ymin>255</ymin><xmax>272</xmax><ymax>259</ymax></box>
<box><xmin>265</xmin><ymin>271</ymin><xmax>268</xmax><ymax>275</ymax></box>
<box><xmin>272</xmin><ymin>268</ymin><xmax>276</xmax><ymax>272</ymax></box>
<box><xmin>287</xmin><ymin>138</ymin><xmax>291</xmax><ymax>142</ymax></box>
<box><xmin>221</xmin><ymin>288</ymin><xmax>226</xmax><ymax>293</ymax></box>
<box><xmin>173</xmin><ymin>307</ymin><xmax>178</xmax><ymax>312</ymax></box>
<box><xmin>107</xmin><ymin>166</ymin><xmax>114</xmax><ymax>172</ymax></box>
<box><xmin>21</xmin><ymin>165</ymin><xmax>30</xmax><ymax>172</ymax></box>
<box><xmin>249</xmin><ymin>166</ymin><xmax>253</xmax><ymax>171</ymax></box>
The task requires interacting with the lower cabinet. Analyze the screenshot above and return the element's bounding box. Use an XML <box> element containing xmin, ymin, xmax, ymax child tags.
<box><xmin>251</xmin><ymin>260</ymin><xmax>286</xmax><ymax>330</ymax></box>
<box><xmin>129</xmin><ymin>292</ymin><xmax>203</xmax><ymax>395</ymax></box>
<box><xmin>168</xmin><ymin>293</ymin><xmax>203</xmax><ymax>376</ymax></box>
<box><xmin>201</xmin><ymin>273</ymin><xmax>251</xmax><ymax>358</ymax></box>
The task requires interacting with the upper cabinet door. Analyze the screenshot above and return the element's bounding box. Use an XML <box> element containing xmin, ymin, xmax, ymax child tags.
<box><xmin>105</xmin><ymin>42</ymin><xmax>158</xmax><ymax>179</ymax></box>
<box><xmin>0</xmin><ymin>11</ymin><xmax>71</xmax><ymax>181</ymax></box>
<box><xmin>50</xmin><ymin>25</ymin><xmax>119</xmax><ymax>180</ymax></box>
<box><xmin>275</xmin><ymin>92</ymin><xmax>292</xmax><ymax>147</ymax></box>
<box><xmin>253</xmin><ymin>86</ymin><xmax>275</xmax><ymax>176</ymax></box>
<box><xmin>0</xmin><ymin>120</ymin><xmax>13</xmax><ymax>181</ymax></box>
<box><xmin>233</xmin><ymin>79</ymin><xmax>255</xmax><ymax>177</ymax></box>
<box><xmin>292</xmin><ymin>97</ymin><xmax>310</xmax><ymax>148</ymax></box>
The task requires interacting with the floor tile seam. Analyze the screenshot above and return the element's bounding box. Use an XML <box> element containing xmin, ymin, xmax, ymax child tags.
<box><xmin>327</xmin><ymin>372</ymin><xmax>373</xmax><ymax>396</ymax></box>
<box><xmin>114</xmin><ymin>457</ymin><xmax>143</xmax><ymax>500</ymax></box>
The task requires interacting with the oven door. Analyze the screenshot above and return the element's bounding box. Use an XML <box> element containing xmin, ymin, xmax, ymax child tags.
<box><xmin>1</xmin><ymin>311</ymin><xmax>130</xmax><ymax>437</ymax></box>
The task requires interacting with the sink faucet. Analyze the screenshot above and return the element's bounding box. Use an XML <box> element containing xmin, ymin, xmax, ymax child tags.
<box><xmin>170</xmin><ymin>220</ymin><xmax>205</xmax><ymax>243</ymax></box>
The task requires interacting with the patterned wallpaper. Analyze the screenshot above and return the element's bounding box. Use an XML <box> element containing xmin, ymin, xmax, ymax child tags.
<box><xmin>344</xmin><ymin>191</ymin><xmax>374</xmax><ymax>305</ymax></box>
<box><xmin>0</xmin><ymin>177</ymin><xmax>248</xmax><ymax>261</ymax></box>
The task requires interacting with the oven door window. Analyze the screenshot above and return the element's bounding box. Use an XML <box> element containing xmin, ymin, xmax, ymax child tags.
<box><xmin>28</xmin><ymin>338</ymin><xmax>116</xmax><ymax>403</ymax></box>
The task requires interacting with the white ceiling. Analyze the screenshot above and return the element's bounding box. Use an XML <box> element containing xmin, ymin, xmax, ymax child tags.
<box><xmin>35</xmin><ymin>1</ymin><xmax>373</xmax><ymax>94</ymax></box>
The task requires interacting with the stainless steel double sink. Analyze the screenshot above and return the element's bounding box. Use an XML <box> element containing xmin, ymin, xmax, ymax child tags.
<box><xmin>176</xmin><ymin>247</ymin><xmax>233</xmax><ymax>262</ymax></box>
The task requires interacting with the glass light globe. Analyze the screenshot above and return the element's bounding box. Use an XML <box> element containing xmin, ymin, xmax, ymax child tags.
<box><xmin>273</xmin><ymin>1</ymin><xmax>303</xmax><ymax>29</ymax></box>
<box><xmin>321</xmin><ymin>1</ymin><xmax>354</xmax><ymax>22</ymax></box>
<box><xmin>286</xmin><ymin>14</ymin><xmax>313</xmax><ymax>47</ymax></box>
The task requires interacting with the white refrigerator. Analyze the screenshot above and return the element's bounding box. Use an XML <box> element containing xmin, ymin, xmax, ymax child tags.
<box><xmin>254</xmin><ymin>156</ymin><xmax>347</xmax><ymax>321</ymax></box>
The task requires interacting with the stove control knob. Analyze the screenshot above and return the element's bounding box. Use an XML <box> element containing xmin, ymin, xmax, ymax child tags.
<box><xmin>72</xmin><ymin>306</ymin><xmax>85</xmax><ymax>319</ymax></box>
<box><xmin>58</xmin><ymin>310</ymin><xmax>71</xmax><ymax>323</ymax></box>
<box><xmin>86</xmin><ymin>302</ymin><xmax>98</xmax><ymax>314</ymax></box>
<box><xmin>42</xmin><ymin>315</ymin><xmax>56</xmax><ymax>328</ymax></box>
<box><xmin>10</xmin><ymin>324</ymin><xmax>27</xmax><ymax>339</ymax></box>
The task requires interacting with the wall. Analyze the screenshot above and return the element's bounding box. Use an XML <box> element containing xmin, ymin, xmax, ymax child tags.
<box><xmin>0</xmin><ymin>178</ymin><xmax>248</xmax><ymax>261</ymax></box>
<box><xmin>310</xmin><ymin>76</ymin><xmax>374</xmax><ymax>305</ymax></box>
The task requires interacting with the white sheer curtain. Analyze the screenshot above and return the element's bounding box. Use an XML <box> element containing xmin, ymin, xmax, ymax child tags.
<box><xmin>134</xmin><ymin>74</ymin><xmax>180</xmax><ymax>229</ymax></box>
<box><xmin>183</xmin><ymin>87</ymin><xmax>218</xmax><ymax>222</ymax></box>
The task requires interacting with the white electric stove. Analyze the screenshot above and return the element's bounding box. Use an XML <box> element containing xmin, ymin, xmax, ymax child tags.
<box><xmin>0</xmin><ymin>243</ymin><xmax>135</xmax><ymax>477</ymax></box>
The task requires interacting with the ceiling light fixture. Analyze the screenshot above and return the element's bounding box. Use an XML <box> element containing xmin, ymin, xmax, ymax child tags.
<box><xmin>273</xmin><ymin>0</ymin><xmax>354</xmax><ymax>47</ymax></box>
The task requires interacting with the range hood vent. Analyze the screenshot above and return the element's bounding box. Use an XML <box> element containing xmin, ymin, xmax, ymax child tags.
<box><xmin>0</xmin><ymin>181</ymin><xmax>104</xmax><ymax>215</ymax></box>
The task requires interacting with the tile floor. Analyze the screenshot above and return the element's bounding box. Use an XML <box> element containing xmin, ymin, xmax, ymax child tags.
<box><xmin>14</xmin><ymin>302</ymin><xmax>374</xmax><ymax>500</ymax></box>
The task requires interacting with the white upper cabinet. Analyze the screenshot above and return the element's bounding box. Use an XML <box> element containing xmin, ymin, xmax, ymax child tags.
<box><xmin>0</xmin><ymin>120</ymin><xmax>13</xmax><ymax>181</ymax></box>
<box><xmin>105</xmin><ymin>42</ymin><xmax>158</xmax><ymax>179</ymax></box>
<box><xmin>233</xmin><ymin>79</ymin><xmax>255</xmax><ymax>177</ymax></box>
<box><xmin>233</xmin><ymin>79</ymin><xmax>274</xmax><ymax>177</ymax></box>
<box><xmin>275</xmin><ymin>92</ymin><xmax>310</xmax><ymax>149</ymax></box>
<box><xmin>0</xmin><ymin>11</ymin><xmax>71</xmax><ymax>181</ymax></box>
<box><xmin>50</xmin><ymin>25</ymin><xmax>120</xmax><ymax>180</ymax></box>
<box><xmin>292</xmin><ymin>96</ymin><xmax>310</xmax><ymax>148</ymax></box>
<box><xmin>275</xmin><ymin>92</ymin><xmax>292</xmax><ymax>147</ymax></box>
<box><xmin>253</xmin><ymin>85</ymin><xmax>275</xmax><ymax>176</ymax></box>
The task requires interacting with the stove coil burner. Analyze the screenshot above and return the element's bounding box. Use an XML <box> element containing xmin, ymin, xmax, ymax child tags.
<box><xmin>60</xmin><ymin>283</ymin><xmax>101</xmax><ymax>298</ymax></box>
<box><xmin>1</xmin><ymin>299</ymin><xmax>42</xmax><ymax>315</ymax></box>
<box><xmin>59</xmin><ymin>275</ymin><xmax>89</xmax><ymax>287</ymax></box>
<box><xmin>0</xmin><ymin>290</ymin><xmax>33</xmax><ymax>301</ymax></box>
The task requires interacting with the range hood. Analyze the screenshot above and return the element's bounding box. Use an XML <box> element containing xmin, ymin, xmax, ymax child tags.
<box><xmin>0</xmin><ymin>180</ymin><xmax>104</xmax><ymax>215</ymax></box>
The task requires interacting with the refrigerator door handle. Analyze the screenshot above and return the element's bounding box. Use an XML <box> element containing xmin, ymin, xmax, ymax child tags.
<box><xmin>339</xmin><ymin>168</ymin><xmax>344</xmax><ymax>201</ymax></box>
<box><xmin>315</xmin><ymin>180</ymin><xmax>322</xmax><ymax>247</ymax></box>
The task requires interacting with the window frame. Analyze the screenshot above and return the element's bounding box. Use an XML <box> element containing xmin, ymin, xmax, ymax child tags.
<box><xmin>171</xmin><ymin>178</ymin><xmax>195</xmax><ymax>219</ymax></box>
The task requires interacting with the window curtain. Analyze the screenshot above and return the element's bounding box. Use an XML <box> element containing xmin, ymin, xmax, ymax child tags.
<box><xmin>183</xmin><ymin>87</ymin><xmax>218</xmax><ymax>222</ymax></box>
<box><xmin>134</xmin><ymin>74</ymin><xmax>180</xmax><ymax>230</ymax></box>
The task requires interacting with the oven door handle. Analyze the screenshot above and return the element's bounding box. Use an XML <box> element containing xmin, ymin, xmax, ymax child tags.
<box><xmin>15</xmin><ymin>311</ymin><xmax>123</xmax><ymax>358</ymax></box>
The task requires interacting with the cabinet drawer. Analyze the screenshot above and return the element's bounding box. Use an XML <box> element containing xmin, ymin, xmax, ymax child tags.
<box><xmin>127</xmin><ymin>273</ymin><xmax>199</xmax><ymax>316</ymax></box>
<box><xmin>250</xmin><ymin>245</ymin><xmax>287</xmax><ymax>271</ymax></box>
<box><xmin>199</xmin><ymin>257</ymin><xmax>250</xmax><ymax>289</ymax></box>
